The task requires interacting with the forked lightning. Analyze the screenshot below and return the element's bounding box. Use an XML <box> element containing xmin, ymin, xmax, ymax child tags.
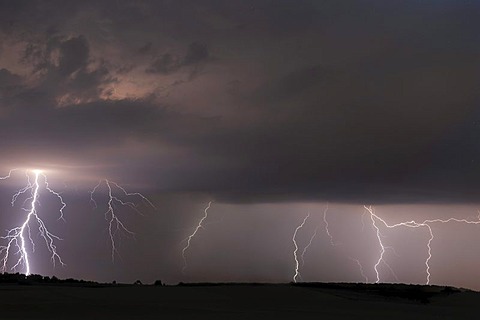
<box><xmin>364</xmin><ymin>205</ymin><xmax>480</xmax><ymax>284</ymax></box>
<box><xmin>90</xmin><ymin>179</ymin><xmax>156</xmax><ymax>261</ymax></box>
<box><xmin>0</xmin><ymin>169</ymin><xmax>65</xmax><ymax>275</ymax></box>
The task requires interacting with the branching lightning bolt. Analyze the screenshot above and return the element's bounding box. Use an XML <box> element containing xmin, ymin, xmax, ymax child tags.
<box><xmin>364</xmin><ymin>205</ymin><xmax>480</xmax><ymax>285</ymax></box>
<box><xmin>292</xmin><ymin>213</ymin><xmax>310</xmax><ymax>283</ymax></box>
<box><xmin>89</xmin><ymin>179</ymin><xmax>156</xmax><ymax>261</ymax></box>
<box><xmin>299</xmin><ymin>204</ymin><xmax>332</xmax><ymax>269</ymax></box>
<box><xmin>44</xmin><ymin>175</ymin><xmax>67</xmax><ymax>222</ymax></box>
<box><xmin>181</xmin><ymin>201</ymin><xmax>212</xmax><ymax>274</ymax></box>
<box><xmin>367</xmin><ymin>206</ymin><xmax>386</xmax><ymax>283</ymax></box>
<box><xmin>366</xmin><ymin>205</ymin><xmax>416</xmax><ymax>283</ymax></box>
<box><xmin>0</xmin><ymin>169</ymin><xmax>66</xmax><ymax>275</ymax></box>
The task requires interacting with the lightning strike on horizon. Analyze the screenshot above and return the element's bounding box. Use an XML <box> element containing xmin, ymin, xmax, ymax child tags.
<box><xmin>292</xmin><ymin>213</ymin><xmax>310</xmax><ymax>283</ymax></box>
<box><xmin>364</xmin><ymin>205</ymin><xmax>480</xmax><ymax>285</ymax></box>
<box><xmin>0</xmin><ymin>169</ymin><xmax>65</xmax><ymax>275</ymax></box>
<box><xmin>366</xmin><ymin>205</ymin><xmax>413</xmax><ymax>283</ymax></box>
<box><xmin>348</xmin><ymin>257</ymin><xmax>368</xmax><ymax>283</ymax></box>
<box><xmin>181</xmin><ymin>201</ymin><xmax>212</xmax><ymax>274</ymax></box>
<box><xmin>89</xmin><ymin>179</ymin><xmax>156</xmax><ymax>261</ymax></box>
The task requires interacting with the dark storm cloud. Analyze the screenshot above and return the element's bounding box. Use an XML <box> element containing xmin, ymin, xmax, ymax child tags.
<box><xmin>146</xmin><ymin>53</ymin><xmax>179</xmax><ymax>75</ymax></box>
<box><xmin>0</xmin><ymin>68</ymin><xmax>22</xmax><ymax>92</ymax></box>
<box><xmin>0</xmin><ymin>0</ymin><xmax>479</xmax><ymax>203</ymax></box>
<box><xmin>0</xmin><ymin>78</ymin><xmax>212</xmax><ymax>160</ymax></box>
<box><xmin>146</xmin><ymin>42</ymin><xmax>210</xmax><ymax>78</ymax></box>
<box><xmin>19</xmin><ymin>33</ymin><xmax>113</xmax><ymax>105</ymax></box>
<box><xmin>182</xmin><ymin>42</ymin><xmax>209</xmax><ymax>66</ymax></box>
<box><xmin>138</xmin><ymin>42</ymin><xmax>152</xmax><ymax>55</ymax></box>
<box><xmin>55</xmin><ymin>36</ymin><xmax>89</xmax><ymax>76</ymax></box>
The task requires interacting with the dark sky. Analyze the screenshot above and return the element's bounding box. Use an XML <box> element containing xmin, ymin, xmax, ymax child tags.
<box><xmin>0</xmin><ymin>0</ymin><xmax>480</xmax><ymax>289</ymax></box>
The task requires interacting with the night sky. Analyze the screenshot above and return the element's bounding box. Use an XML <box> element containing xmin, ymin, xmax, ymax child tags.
<box><xmin>0</xmin><ymin>0</ymin><xmax>480</xmax><ymax>290</ymax></box>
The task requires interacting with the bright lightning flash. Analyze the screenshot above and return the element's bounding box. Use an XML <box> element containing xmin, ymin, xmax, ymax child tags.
<box><xmin>90</xmin><ymin>179</ymin><xmax>156</xmax><ymax>261</ymax></box>
<box><xmin>0</xmin><ymin>169</ymin><xmax>66</xmax><ymax>275</ymax></box>
<box><xmin>292</xmin><ymin>213</ymin><xmax>310</xmax><ymax>283</ymax></box>
<box><xmin>181</xmin><ymin>201</ymin><xmax>213</xmax><ymax>274</ymax></box>
<box><xmin>364</xmin><ymin>205</ymin><xmax>480</xmax><ymax>285</ymax></box>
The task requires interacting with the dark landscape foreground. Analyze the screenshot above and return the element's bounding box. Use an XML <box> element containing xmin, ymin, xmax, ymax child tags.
<box><xmin>0</xmin><ymin>277</ymin><xmax>478</xmax><ymax>319</ymax></box>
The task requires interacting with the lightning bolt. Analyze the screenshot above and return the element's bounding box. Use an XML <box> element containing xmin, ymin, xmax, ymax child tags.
<box><xmin>323</xmin><ymin>203</ymin><xmax>339</xmax><ymax>246</ymax></box>
<box><xmin>360</xmin><ymin>206</ymin><xmax>367</xmax><ymax>233</ymax></box>
<box><xmin>366</xmin><ymin>205</ymin><xmax>413</xmax><ymax>283</ymax></box>
<box><xmin>0</xmin><ymin>169</ymin><xmax>66</xmax><ymax>275</ymax></box>
<box><xmin>364</xmin><ymin>205</ymin><xmax>480</xmax><ymax>285</ymax></box>
<box><xmin>89</xmin><ymin>179</ymin><xmax>156</xmax><ymax>261</ymax></box>
<box><xmin>299</xmin><ymin>204</ymin><xmax>331</xmax><ymax>267</ymax></box>
<box><xmin>300</xmin><ymin>226</ymin><xmax>318</xmax><ymax>267</ymax></box>
<box><xmin>181</xmin><ymin>201</ymin><xmax>212</xmax><ymax>274</ymax></box>
<box><xmin>292</xmin><ymin>213</ymin><xmax>310</xmax><ymax>283</ymax></box>
<box><xmin>367</xmin><ymin>206</ymin><xmax>387</xmax><ymax>284</ymax></box>
<box><xmin>348</xmin><ymin>257</ymin><xmax>368</xmax><ymax>283</ymax></box>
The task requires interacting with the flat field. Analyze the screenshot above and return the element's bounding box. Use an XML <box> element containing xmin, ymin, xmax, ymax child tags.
<box><xmin>0</xmin><ymin>282</ymin><xmax>477</xmax><ymax>319</ymax></box>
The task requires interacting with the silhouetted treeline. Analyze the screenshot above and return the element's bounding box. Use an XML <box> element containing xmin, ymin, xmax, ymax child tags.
<box><xmin>293</xmin><ymin>282</ymin><xmax>462</xmax><ymax>304</ymax></box>
<box><xmin>0</xmin><ymin>273</ymin><xmax>165</xmax><ymax>286</ymax></box>
<box><xmin>177</xmin><ymin>282</ymin><xmax>271</xmax><ymax>287</ymax></box>
<box><xmin>0</xmin><ymin>272</ymin><xmax>98</xmax><ymax>285</ymax></box>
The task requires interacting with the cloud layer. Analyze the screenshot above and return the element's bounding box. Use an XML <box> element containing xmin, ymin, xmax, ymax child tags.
<box><xmin>0</xmin><ymin>0</ymin><xmax>479</xmax><ymax>203</ymax></box>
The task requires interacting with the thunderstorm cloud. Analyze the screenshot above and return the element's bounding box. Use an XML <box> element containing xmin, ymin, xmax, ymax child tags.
<box><xmin>0</xmin><ymin>0</ymin><xmax>479</xmax><ymax>203</ymax></box>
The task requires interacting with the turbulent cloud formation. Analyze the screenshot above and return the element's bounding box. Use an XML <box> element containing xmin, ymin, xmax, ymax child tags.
<box><xmin>0</xmin><ymin>0</ymin><xmax>479</xmax><ymax>203</ymax></box>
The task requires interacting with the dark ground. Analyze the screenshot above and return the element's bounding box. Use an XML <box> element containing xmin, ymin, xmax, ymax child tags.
<box><xmin>0</xmin><ymin>281</ymin><xmax>478</xmax><ymax>319</ymax></box>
